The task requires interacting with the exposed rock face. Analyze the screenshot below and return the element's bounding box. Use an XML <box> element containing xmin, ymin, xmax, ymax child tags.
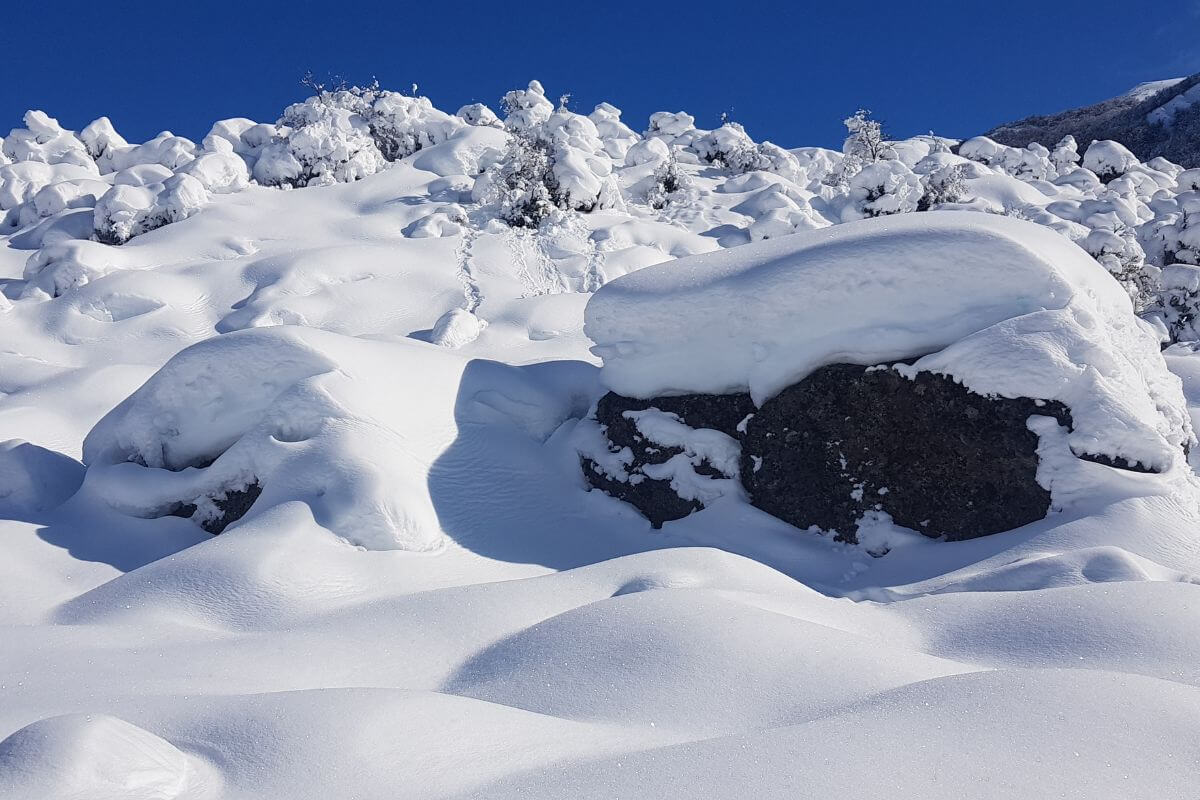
<box><xmin>740</xmin><ymin>364</ymin><xmax>1071</xmax><ymax>543</ymax></box>
<box><xmin>581</xmin><ymin>363</ymin><xmax>1081</xmax><ymax>542</ymax></box>
<box><xmin>170</xmin><ymin>481</ymin><xmax>263</xmax><ymax>534</ymax></box>
<box><xmin>582</xmin><ymin>391</ymin><xmax>753</xmax><ymax>528</ymax></box>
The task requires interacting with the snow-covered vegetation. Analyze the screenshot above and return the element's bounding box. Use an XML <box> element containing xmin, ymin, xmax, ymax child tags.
<box><xmin>5</xmin><ymin>79</ymin><xmax>1200</xmax><ymax>798</ymax></box>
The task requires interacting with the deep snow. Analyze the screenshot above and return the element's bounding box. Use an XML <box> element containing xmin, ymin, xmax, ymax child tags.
<box><xmin>4</xmin><ymin>83</ymin><xmax>1200</xmax><ymax>799</ymax></box>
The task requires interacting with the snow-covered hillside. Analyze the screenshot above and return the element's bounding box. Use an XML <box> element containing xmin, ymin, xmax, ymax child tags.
<box><xmin>4</xmin><ymin>81</ymin><xmax>1200</xmax><ymax>798</ymax></box>
<box><xmin>988</xmin><ymin>73</ymin><xmax>1200</xmax><ymax>169</ymax></box>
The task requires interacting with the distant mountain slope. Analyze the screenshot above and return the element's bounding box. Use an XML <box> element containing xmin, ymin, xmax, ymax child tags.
<box><xmin>987</xmin><ymin>74</ymin><xmax>1200</xmax><ymax>167</ymax></box>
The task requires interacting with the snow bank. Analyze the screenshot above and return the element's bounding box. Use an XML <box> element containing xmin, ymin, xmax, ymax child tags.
<box><xmin>0</xmin><ymin>714</ymin><xmax>197</xmax><ymax>800</ymax></box>
<box><xmin>586</xmin><ymin>211</ymin><xmax>1191</xmax><ymax>472</ymax></box>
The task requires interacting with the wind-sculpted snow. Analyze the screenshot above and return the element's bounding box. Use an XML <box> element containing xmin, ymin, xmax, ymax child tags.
<box><xmin>6</xmin><ymin>80</ymin><xmax>1200</xmax><ymax>798</ymax></box>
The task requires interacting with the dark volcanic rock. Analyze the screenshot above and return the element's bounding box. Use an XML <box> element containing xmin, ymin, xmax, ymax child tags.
<box><xmin>582</xmin><ymin>391</ymin><xmax>754</xmax><ymax>528</ymax></box>
<box><xmin>740</xmin><ymin>365</ymin><xmax>1071</xmax><ymax>543</ymax></box>
<box><xmin>169</xmin><ymin>480</ymin><xmax>264</xmax><ymax>534</ymax></box>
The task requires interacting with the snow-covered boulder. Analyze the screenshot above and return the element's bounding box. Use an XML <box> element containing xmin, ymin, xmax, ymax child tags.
<box><xmin>79</xmin><ymin>327</ymin><xmax>470</xmax><ymax>551</ymax></box>
<box><xmin>580</xmin><ymin>212</ymin><xmax>1193</xmax><ymax>538</ymax></box>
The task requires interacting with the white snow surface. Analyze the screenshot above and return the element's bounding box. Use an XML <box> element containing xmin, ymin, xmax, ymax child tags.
<box><xmin>4</xmin><ymin>86</ymin><xmax>1200</xmax><ymax>799</ymax></box>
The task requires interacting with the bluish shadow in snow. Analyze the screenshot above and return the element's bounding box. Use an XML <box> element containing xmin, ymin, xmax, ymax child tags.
<box><xmin>427</xmin><ymin>357</ymin><xmax>667</xmax><ymax>570</ymax></box>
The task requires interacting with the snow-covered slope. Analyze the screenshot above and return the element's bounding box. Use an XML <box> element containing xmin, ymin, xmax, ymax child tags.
<box><xmin>987</xmin><ymin>73</ymin><xmax>1200</xmax><ymax>167</ymax></box>
<box><xmin>4</xmin><ymin>83</ymin><xmax>1200</xmax><ymax>798</ymax></box>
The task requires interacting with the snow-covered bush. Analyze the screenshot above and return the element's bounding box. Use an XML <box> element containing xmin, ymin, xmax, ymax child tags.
<box><xmin>93</xmin><ymin>174</ymin><xmax>208</xmax><ymax>244</ymax></box>
<box><xmin>845</xmin><ymin>160</ymin><xmax>922</xmax><ymax>219</ymax></box>
<box><xmin>644</xmin><ymin>111</ymin><xmax>698</xmax><ymax>148</ymax></box>
<box><xmin>1145</xmin><ymin>264</ymin><xmax>1200</xmax><ymax>342</ymax></box>
<box><xmin>3</xmin><ymin>111</ymin><xmax>95</xmax><ymax>170</ymax></box>
<box><xmin>177</xmin><ymin>151</ymin><xmax>250</xmax><ymax>194</ymax></box>
<box><xmin>501</xmin><ymin>81</ymin><xmax>554</xmax><ymax>131</ymax></box>
<box><xmin>456</xmin><ymin>103</ymin><xmax>502</xmax><ymax>128</ymax></box>
<box><xmin>1049</xmin><ymin>135</ymin><xmax>1080</xmax><ymax>173</ymax></box>
<box><xmin>1082</xmin><ymin>140</ymin><xmax>1140</xmax><ymax>182</ymax></box>
<box><xmin>1082</xmin><ymin>228</ymin><xmax>1156</xmax><ymax>309</ymax></box>
<box><xmin>472</xmin><ymin>130</ymin><xmax>559</xmax><ymax>227</ymax></box>
<box><xmin>473</xmin><ymin>97</ymin><xmax>618</xmax><ymax>226</ymax></box>
<box><xmin>365</xmin><ymin>91</ymin><xmax>463</xmax><ymax>161</ymax></box>
<box><xmin>588</xmin><ymin>102</ymin><xmax>639</xmax><ymax>160</ymax></box>
<box><xmin>917</xmin><ymin>163</ymin><xmax>968</xmax><ymax>210</ymax></box>
<box><xmin>79</xmin><ymin>117</ymin><xmax>128</xmax><ymax>166</ymax></box>
<box><xmin>254</xmin><ymin>93</ymin><xmax>384</xmax><ymax>188</ymax></box>
<box><xmin>645</xmin><ymin>154</ymin><xmax>691</xmax><ymax>210</ymax></box>
<box><xmin>843</xmin><ymin>109</ymin><xmax>896</xmax><ymax>164</ymax></box>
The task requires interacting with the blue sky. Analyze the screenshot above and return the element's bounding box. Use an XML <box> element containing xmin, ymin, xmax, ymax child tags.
<box><xmin>2</xmin><ymin>0</ymin><xmax>1198</xmax><ymax>149</ymax></box>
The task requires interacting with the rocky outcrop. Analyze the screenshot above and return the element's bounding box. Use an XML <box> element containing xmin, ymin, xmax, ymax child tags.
<box><xmin>581</xmin><ymin>391</ymin><xmax>753</xmax><ymax>528</ymax></box>
<box><xmin>739</xmin><ymin>364</ymin><xmax>1071</xmax><ymax>543</ymax></box>
<box><xmin>581</xmin><ymin>363</ymin><xmax>1088</xmax><ymax>542</ymax></box>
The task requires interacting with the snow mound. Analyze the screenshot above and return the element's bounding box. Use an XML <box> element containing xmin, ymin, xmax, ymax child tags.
<box><xmin>586</xmin><ymin>211</ymin><xmax>1192</xmax><ymax>472</ymax></box>
<box><xmin>0</xmin><ymin>714</ymin><xmax>196</xmax><ymax>800</ymax></box>
<box><xmin>81</xmin><ymin>327</ymin><xmax>468</xmax><ymax>550</ymax></box>
<box><xmin>0</xmin><ymin>439</ymin><xmax>83</xmax><ymax>516</ymax></box>
<box><xmin>93</xmin><ymin>174</ymin><xmax>208</xmax><ymax>245</ymax></box>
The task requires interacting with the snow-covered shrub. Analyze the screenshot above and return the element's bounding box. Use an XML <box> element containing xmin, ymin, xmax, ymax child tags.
<box><xmin>644</xmin><ymin>111</ymin><xmax>698</xmax><ymax>148</ymax></box>
<box><xmin>694</xmin><ymin>123</ymin><xmax>799</xmax><ymax>178</ymax></box>
<box><xmin>102</xmin><ymin>132</ymin><xmax>198</xmax><ymax>174</ymax></box>
<box><xmin>21</xmin><ymin>239</ymin><xmax>116</xmax><ymax>297</ymax></box>
<box><xmin>3</xmin><ymin>111</ymin><xmax>95</xmax><ymax>170</ymax></box>
<box><xmin>79</xmin><ymin>117</ymin><xmax>129</xmax><ymax>166</ymax></box>
<box><xmin>645</xmin><ymin>154</ymin><xmax>691</xmax><ymax>210</ymax></box>
<box><xmin>177</xmin><ymin>151</ymin><xmax>250</xmax><ymax>194</ymax></box>
<box><xmin>588</xmin><ymin>102</ymin><xmax>639</xmax><ymax>160</ymax></box>
<box><xmin>624</xmin><ymin>137</ymin><xmax>671</xmax><ymax>167</ymax></box>
<box><xmin>364</xmin><ymin>91</ymin><xmax>463</xmax><ymax>161</ymax></box>
<box><xmin>113</xmin><ymin>164</ymin><xmax>174</xmax><ymax>187</ymax></box>
<box><xmin>201</xmin><ymin>118</ymin><xmax>256</xmax><ymax>154</ymax></box>
<box><xmin>472</xmin><ymin>130</ymin><xmax>559</xmax><ymax>227</ymax></box>
<box><xmin>1049</xmin><ymin>135</ymin><xmax>1080</xmax><ymax>174</ymax></box>
<box><xmin>1082</xmin><ymin>227</ymin><xmax>1156</xmax><ymax>309</ymax></box>
<box><xmin>843</xmin><ymin>109</ymin><xmax>896</xmax><ymax>163</ymax></box>
<box><xmin>917</xmin><ymin>163</ymin><xmax>968</xmax><ymax>210</ymax></box>
<box><xmin>1145</xmin><ymin>264</ymin><xmax>1200</xmax><ymax>342</ymax></box>
<box><xmin>93</xmin><ymin>174</ymin><xmax>208</xmax><ymax>244</ymax></box>
<box><xmin>254</xmin><ymin>93</ymin><xmax>384</xmax><ymax>188</ymax></box>
<box><xmin>845</xmin><ymin>160</ymin><xmax>922</xmax><ymax>219</ymax></box>
<box><xmin>500</xmin><ymin>80</ymin><xmax>554</xmax><ymax>131</ymax></box>
<box><xmin>456</xmin><ymin>103</ymin><xmax>502</xmax><ymax>128</ymax></box>
<box><xmin>474</xmin><ymin>103</ymin><xmax>618</xmax><ymax>226</ymax></box>
<box><xmin>0</xmin><ymin>161</ymin><xmax>98</xmax><ymax>211</ymax></box>
<box><xmin>1082</xmin><ymin>140</ymin><xmax>1140</xmax><ymax>182</ymax></box>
